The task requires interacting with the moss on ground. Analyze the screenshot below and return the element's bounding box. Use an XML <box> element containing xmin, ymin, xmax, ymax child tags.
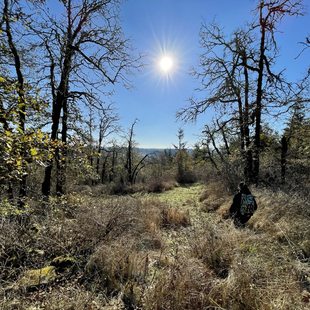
<box><xmin>18</xmin><ymin>266</ymin><xmax>57</xmax><ymax>289</ymax></box>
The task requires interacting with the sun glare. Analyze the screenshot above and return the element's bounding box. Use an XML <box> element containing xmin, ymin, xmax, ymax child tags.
<box><xmin>159</xmin><ymin>56</ymin><xmax>174</xmax><ymax>73</ymax></box>
<box><xmin>149</xmin><ymin>34</ymin><xmax>185</xmax><ymax>84</ymax></box>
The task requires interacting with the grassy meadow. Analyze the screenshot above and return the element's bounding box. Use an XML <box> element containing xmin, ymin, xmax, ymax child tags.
<box><xmin>1</xmin><ymin>181</ymin><xmax>309</xmax><ymax>310</ymax></box>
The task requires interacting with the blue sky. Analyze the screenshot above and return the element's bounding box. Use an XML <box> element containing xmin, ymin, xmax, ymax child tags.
<box><xmin>112</xmin><ymin>0</ymin><xmax>309</xmax><ymax>148</ymax></box>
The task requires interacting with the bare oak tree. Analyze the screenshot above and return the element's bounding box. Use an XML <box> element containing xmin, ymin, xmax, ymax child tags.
<box><xmin>27</xmin><ymin>0</ymin><xmax>139</xmax><ymax>196</ymax></box>
<box><xmin>178</xmin><ymin>0</ymin><xmax>304</xmax><ymax>184</ymax></box>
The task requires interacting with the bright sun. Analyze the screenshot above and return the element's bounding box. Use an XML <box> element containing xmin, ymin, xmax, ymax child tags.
<box><xmin>159</xmin><ymin>56</ymin><xmax>174</xmax><ymax>73</ymax></box>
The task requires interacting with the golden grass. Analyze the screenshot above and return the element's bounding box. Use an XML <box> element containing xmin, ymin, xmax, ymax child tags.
<box><xmin>199</xmin><ymin>181</ymin><xmax>231</xmax><ymax>213</ymax></box>
<box><xmin>143</xmin><ymin>258</ymin><xmax>213</xmax><ymax>310</ymax></box>
<box><xmin>85</xmin><ymin>239</ymin><xmax>150</xmax><ymax>295</ymax></box>
<box><xmin>161</xmin><ymin>207</ymin><xmax>191</xmax><ymax>228</ymax></box>
<box><xmin>1</xmin><ymin>182</ymin><xmax>309</xmax><ymax>309</ymax></box>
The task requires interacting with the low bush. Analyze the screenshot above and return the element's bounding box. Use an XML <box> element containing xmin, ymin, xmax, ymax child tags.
<box><xmin>176</xmin><ymin>169</ymin><xmax>197</xmax><ymax>184</ymax></box>
<box><xmin>147</xmin><ymin>179</ymin><xmax>177</xmax><ymax>193</ymax></box>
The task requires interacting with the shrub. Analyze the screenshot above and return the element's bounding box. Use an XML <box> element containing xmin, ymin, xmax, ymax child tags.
<box><xmin>176</xmin><ymin>169</ymin><xmax>197</xmax><ymax>184</ymax></box>
<box><xmin>72</xmin><ymin>197</ymin><xmax>162</xmax><ymax>249</ymax></box>
<box><xmin>147</xmin><ymin>179</ymin><xmax>177</xmax><ymax>193</ymax></box>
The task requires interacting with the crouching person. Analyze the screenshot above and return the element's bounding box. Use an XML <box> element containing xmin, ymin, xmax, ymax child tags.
<box><xmin>229</xmin><ymin>182</ymin><xmax>257</xmax><ymax>228</ymax></box>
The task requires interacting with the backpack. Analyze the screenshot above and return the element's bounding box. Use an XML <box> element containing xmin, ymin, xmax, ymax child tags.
<box><xmin>240</xmin><ymin>194</ymin><xmax>255</xmax><ymax>216</ymax></box>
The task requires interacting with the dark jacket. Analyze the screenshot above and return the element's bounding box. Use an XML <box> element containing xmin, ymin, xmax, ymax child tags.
<box><xmin>229</xmin><ymin>191</ymin><xmax>257</xmax><ymax>226</ymax></box>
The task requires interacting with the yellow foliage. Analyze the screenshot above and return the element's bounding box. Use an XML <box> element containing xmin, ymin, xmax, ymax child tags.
<box><xmin>30</xmin><ymin>148</ymin><xmax>38</xmax><ymax>156</ymax></box>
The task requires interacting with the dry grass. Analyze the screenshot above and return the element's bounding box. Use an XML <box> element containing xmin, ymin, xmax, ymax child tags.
<box><xmin>85</xmin><ymin>238</ymin><xmax>149</xmax><ymax>295</ymax></box>
<box><xmin>152</xmin><ymin>215</ymin><xmax>309</xmax><ymax>310</ymax></box>
<box><xmin>0</xmin><ymin>195</ymin><xmax>165</xmax><ymax>308</ymax></box>
<box><xmin>216</xmin><ymin>242</ymin><xmax>308</xmax><ymax>310</ymax></box>
<box><xmin>189</xmin><ymin>220</ymin><xmax>236</xmax><ymax>279</ymax></box>
<box><xmin>143</xmin><ymin>258</ymin><xmax>212</xmax><ymax>310</ymax></box>
<box><xmin>199</xmin><ymin>181</ymin><xmax>230</xmax><ymax>213</ymax></box>
<box><xmin>161</xmin><ymin>207</ymin><xmax>191</xmax><ymax>228</ymax></box>
<box><xmin>1</xmin><ymin>182</ymin><xmax>309</xmax><ymax>309</ymax></box>
<box><xmin>1</xmin><ymin>283</ymin><xmax>110</xmax><ymax>310</ymax></box>
<box><xmin>248</xmin><ymin>188</ymin><xmax>310</xmax><ymax>258</ymax></box>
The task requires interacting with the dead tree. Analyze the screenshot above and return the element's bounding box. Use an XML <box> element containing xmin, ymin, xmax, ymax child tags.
<box><xmin>96</xmin><ymin>107</ymin><xmax>119</xmax><ymax>180</ymax></box>
<box><xmin>124</xmin><ymin>120</ymin><xmax>148</xmax><ymax>185</ymax></box>
<box><xmin>203</xmin><ymin>125</ymin><xmax>225</xmax><ymax>163</ymax></box>
<box><xmin>201</xmin><ymin>140</ymin><xmax>219</xmax><ymax>171</ymax></box>
<box><xmin>216</xmin><ymin>119</ymin><xmax>231</xmax><ymax>156</ymax></box>
<box><xmin>178</xmin><ymin>24</ymin><xmax>255</xmax><ymax>181</ymax></box>
<box><xmin>108</xmin><ymin>142</ymin><xmax>119</xmax><ymax>183</ymax></box>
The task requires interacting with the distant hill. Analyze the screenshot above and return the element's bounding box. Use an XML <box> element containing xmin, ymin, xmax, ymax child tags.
<box><xmin>136</xmin><ymin>148</ymin><xmax>174</xmax><ymax>156</ymax></box>
<box><xmin>136</xmin><ymin>148</ymin><xmax>193</xmax><ymax>156</ymax></box>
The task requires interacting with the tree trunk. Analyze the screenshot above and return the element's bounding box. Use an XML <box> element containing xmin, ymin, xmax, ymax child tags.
<box><xmin>42</xmin><ymin>0</ymin><xmax>74</xmax><ymax>197</ymax></box>
<box><xmin>4</xmin><ymin>0</ymin><xmax>27</xmax><ymax>206</ymax></box>
<box><xmin>41</xmin><ymin>48</ymin><xmax>73</xmax><ymax>196</ymax></box>
<box><xmin>205</xmin><ymin>143</ymin><xmax>218</xmax><ymax>170</ymax></box>
<box><xmin>132</xmin><ymin>154</ymin><xmax>148</xmax><ymax>185</ymax></box>
<box><xmin>206</xmin><ymin>126</ymin><xmax>225</xmax><ymax>163</ymax></box>
<box><xmin>281</xmin><ymin>135</ymin><xmax>288</xmax><ymax>184</ymax></box>
<box><xmin>126</xmin><ymin>121</ymin><xmax>137</xmax><ymax>184</ymax></box>
<box><xmin>253</xmin><ymin>2</ymin><xmax>266</xmax><ymax>185</ymax></box>
<box><xmin>101</xmin><ymin>155</ymin><xmax>108</xmax><ymax>184</ymax></box>
<box><xmin>56</xmin><ymin>98</ymin><xmax>68</xmax><ymax>195</ymax></box>
<box><xmin>96</xmin><ymin>121</ymin><xmax>104</xmax><ymax>185</ymax></box>
<box><xmin>41</xmin><ymin>99</ymin><xmax>62</xmax><ymax>196</ymax></box>
<box><xmin>109</xmin><ymin>148</ymin><xmax>117</xmax><ymax>182</ymax></box>
<box><xmin>96</xmin><ymin>151</ymin><xmax>101</xmax><ymax>180</ymax></box>
<box><xmin>0</xmin><ymin>99</ymin><xmax>14</xmax><ymax>200</ymax></box>
<box><xmin>217</xmin><ymin>120</ymin><xmax>230</xmax><ymax>155</ymax></box>
<box><xmin>242</xmin><ymin>54</ymin><xmax>253</xmax><ymax>183</ymax></box>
